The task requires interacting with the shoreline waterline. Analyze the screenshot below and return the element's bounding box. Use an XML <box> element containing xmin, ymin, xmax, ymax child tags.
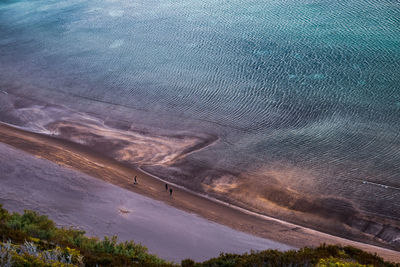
<box><xmin>0</xmin><ymin>142</ymin><xmax>292</xmax><ymax>262</ymax></box>
<box><xmin>0</xmin><ymin>122</ymin><xmax>399</xmax><ymax>261</ymax></box>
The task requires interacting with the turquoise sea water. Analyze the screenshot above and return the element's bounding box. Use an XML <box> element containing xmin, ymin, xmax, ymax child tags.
<box><xmin>1</xmin><ymin>0</ymin><xmax>400</xmax><ymax>241</ymax></box>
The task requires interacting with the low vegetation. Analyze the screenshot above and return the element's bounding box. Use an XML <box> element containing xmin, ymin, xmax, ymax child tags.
<box><xmin>0</xmin><ymin>205</ymin><xmax>170</xmax><ymax>266</ymax></box>
<box><xmin>182</xmin><ymin>245</ymin><xmax>399</xmax><ymax>267</ymax></box>
<box><xmin>0</xmin><ymin>204</ymin><xmax>398</xmax><ymax>266</ymax></box>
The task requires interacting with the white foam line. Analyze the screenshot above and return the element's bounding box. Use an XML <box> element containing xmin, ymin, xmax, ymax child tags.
<box><xmin>361</xmin><ymin>180</ymin><xmax>400</xmax><ymax>191</ymax></box>
<box><xmin>1</xmin><ymin>90</ymin><xmax>8</xmax><ymax>95</ymax></box>
<box><xmin>138</xmin><ymin>166</ymin><xmax>400</xmax><ymax>256</ymax></box>
<box><xmin>1</xmin><ymin>121</ymin><xmax>53</xmax><ymax>135</ymax></box>
<box><xmin>321</xmin><ymin>173</ymin><xmax>400</xmax><ymax>192</ymax></box>
<box><xmin>1</xmin><ymin>121</ymin><xmax>399</xmax><ymax>256</ymax></box>
<box><xmin>173</xmin><ymin>136</ymin><xmax>220</xmax><ymax>161</ymax></box>
<box><xmin>0</xmin><ymin>121</ymin><xmax>26</xmax><ymax>130</ymax></box>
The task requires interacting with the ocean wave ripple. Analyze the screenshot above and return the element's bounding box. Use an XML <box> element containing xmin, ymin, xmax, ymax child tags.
<box><xmin>1</xmin><ymin>0</ymin><xmax>400</xmax><ymax>249</ymax></box>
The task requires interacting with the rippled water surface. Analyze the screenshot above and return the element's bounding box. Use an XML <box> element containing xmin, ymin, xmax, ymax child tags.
<box><xmin>1</xmin><ymin>0</ymin><xmax>400</xmax><ymax>240</ymax></box>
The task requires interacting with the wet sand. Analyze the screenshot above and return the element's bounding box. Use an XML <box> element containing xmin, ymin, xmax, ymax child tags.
<box><xmin>0</xmin><ymin>122</ymin><xmax>399</xmax><ymax>262</ymax></box>
<box><xmin>0</xmin><ymin>142</ymin><xmax>291</xmax><ymax>262</ymax></box>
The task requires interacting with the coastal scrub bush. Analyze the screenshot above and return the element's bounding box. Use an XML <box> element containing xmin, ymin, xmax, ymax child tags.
<box><xmin>6</xmin><ymin>209</ymin><xmax>56</xmax><ymax>240</ymax></box>
<box><xmin>0</xmin><ymin>205</ymin><xmax>173</xmax><ymax>266</ymax></box>
<box><xmin>181</xmin><ymin>259</ymin><xmax>196</xmax><ymax>267</ymax></box>
<box><xmin>0</xmin><ymin>205</ymin><xmax>10</xmax><ymax>223</ymax></box>
<box><xmin>0</xmin><ymin>205</ymin><xmax>398</xmax><ymax>266</ymax></box>
<box><xmin>192</xmin><ymin>245</ymin><xmax>398</xmax><ymax>267</ymax></box>
<box><xmin>317</xmin><ymin>256</ymin><xmax>370</xmax><ymax>267</ymax></box>
<box><xmin>0</xmin><ymin>240</ymin><xmax>82</xmax><ymax>266</ymax></box>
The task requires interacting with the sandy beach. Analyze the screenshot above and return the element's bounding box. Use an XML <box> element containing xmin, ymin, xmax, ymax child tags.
<box><xmin>0</xmin><ymin>122</ymin><xmax>399</xmax><ymax>262</ymax></box>
<box><xmin>0</xmin><ymin>142</ymin><xmax>292</xmax><ymax>262</ymax></box>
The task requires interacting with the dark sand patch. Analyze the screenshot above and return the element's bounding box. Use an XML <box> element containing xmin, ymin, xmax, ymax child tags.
<box><xmin>0</xmin><ymin>122</ymin><xmax>399</xmax><ymax>261</ymax></box>
<box><xmin>0</xmin><ymin>142</ymin><xmax>291</xmax><ymax>262</ymax></box>
<box><xmin>2</xmin><ymin>91</ymin><xmax>400</xmax><ymax>253</ymax></box>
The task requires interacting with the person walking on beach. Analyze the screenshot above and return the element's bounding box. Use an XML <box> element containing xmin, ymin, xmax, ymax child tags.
<box><xmin>134</xmin><ymin>176</ymin><xmax>137</xmax><ymax>184</ymax></box>
<box><xmin>169</xmin><ymin>188</ymin><xmax>173</xmax><ymax>196</ymax></box>
<box><xmin>165</xmin><ymin>183</ymin><xmax>168</xmax><ymax>191</ymax></box>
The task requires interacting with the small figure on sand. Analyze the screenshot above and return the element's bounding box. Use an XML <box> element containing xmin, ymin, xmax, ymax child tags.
<box><xmin>134</xmin><ymin>176</ymin><xmax>137</xmax><ymax>184</ymax></box>
<box><xmin>169</xmin><ymin>188</ymin><xmax>173</xmax><ymax>196</ymax></box>
<box><xmin>165</xmin><ymin>183</ymin><xmax>168</xmax><ymax>191</ymax></box>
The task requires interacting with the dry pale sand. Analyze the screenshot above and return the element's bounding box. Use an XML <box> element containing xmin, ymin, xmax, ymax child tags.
<box><xmin>0</xmin><ymin>122</ymin><xmax>399</xmax><ymax>262</ymax></box>
<box><xmin>0</xmin><ymin>142</ymin><xmax>291</xmax><ymax>262</ymax></box>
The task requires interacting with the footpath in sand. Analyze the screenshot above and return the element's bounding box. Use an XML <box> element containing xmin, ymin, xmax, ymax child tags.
<box><xmin>0</xmin><ymin>122</ymin><xmax>399</xmax><ymax>262</ymax></box>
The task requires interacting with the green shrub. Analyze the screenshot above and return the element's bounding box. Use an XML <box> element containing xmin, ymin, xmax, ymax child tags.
<box><xmin>6</xmin><ymin>210</ymin><xmax>56</xmax><ymax>240</ymax></box>
<box><xmin>196</xmin><ymin>245</ymin><xmax>398</xmax><ymax>267</ymax></box>
<box><xmin>0</xmin><ymin>204</ymin><xmax>10</xmax><ymax>223</ymax></box>
<box><xmin>181</xmin><ymin>259</ymin><xmax>196</xmax><ymax>267</ymax></box>
<box><xmin>0</xmin><ymin>205</ymin><xmax>173</xmax><ymax>266</ymax></box>
<box><xmin>318</xmin><ymin>256</ymin><xmax>370</xmax><ymax>267</ymax></box>
<box><xmin>0</xmin><ymin>205</ymin><xmax>398</xmax><ymax>267</ymax></box>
